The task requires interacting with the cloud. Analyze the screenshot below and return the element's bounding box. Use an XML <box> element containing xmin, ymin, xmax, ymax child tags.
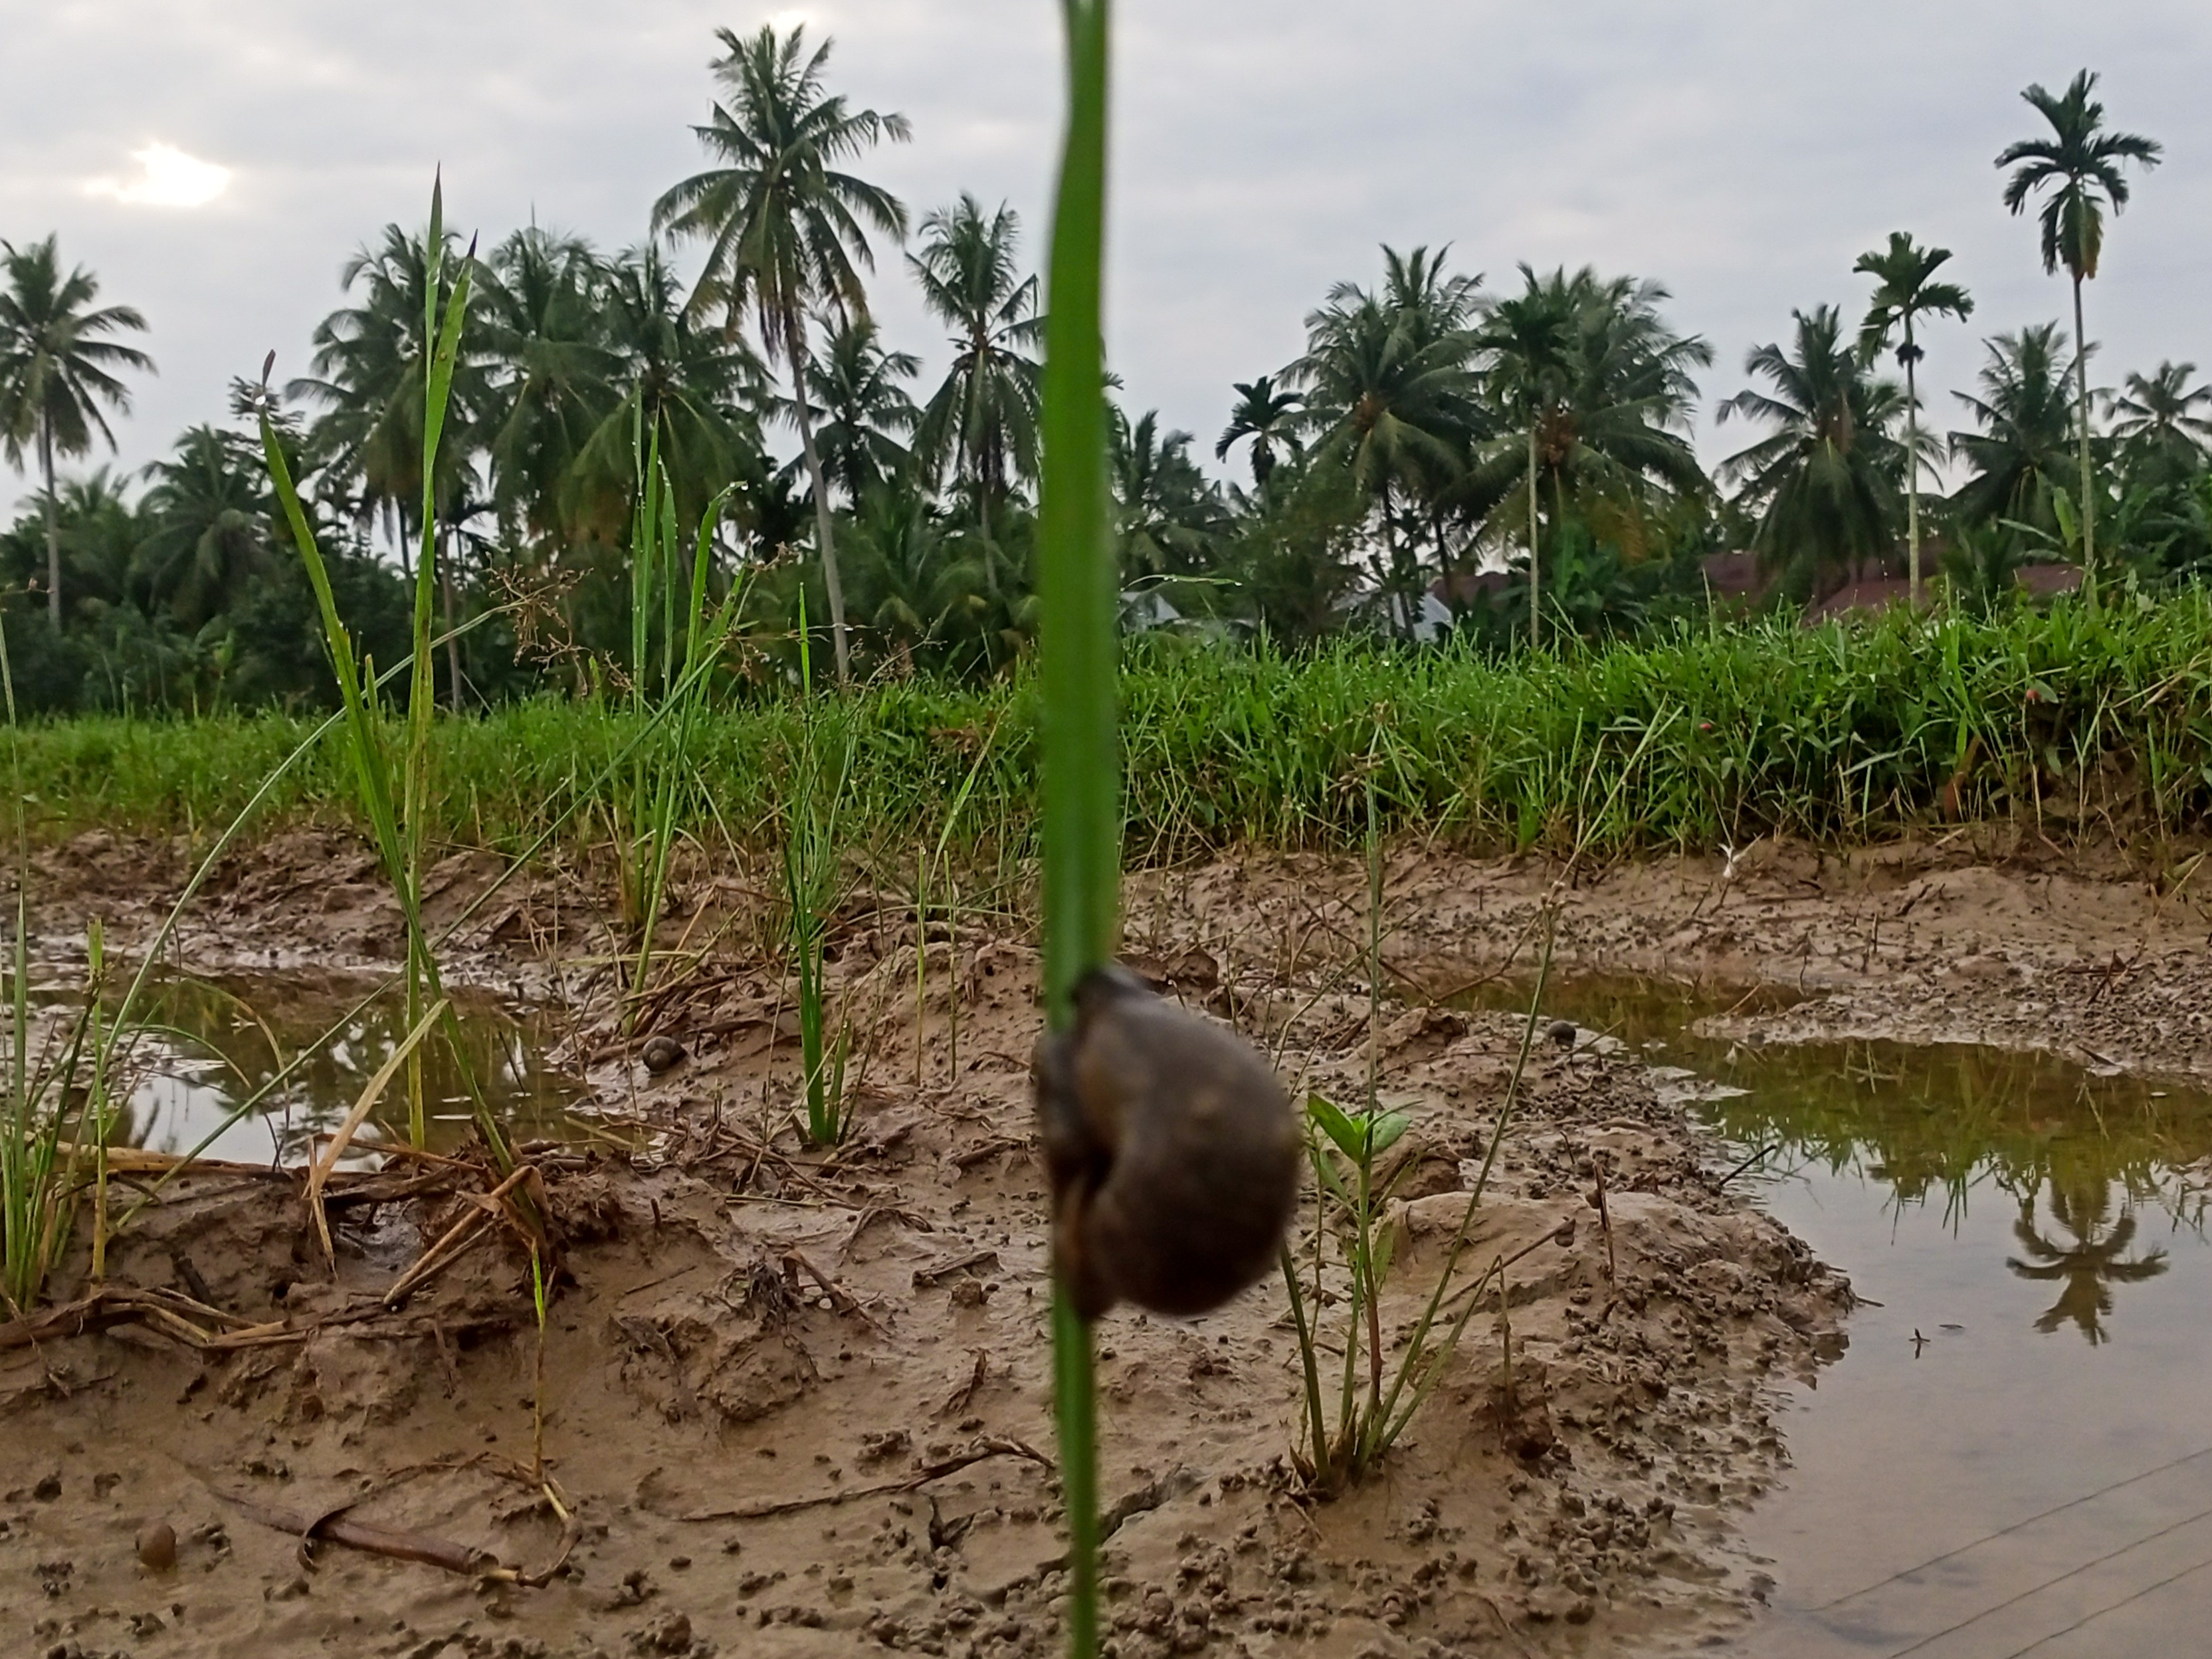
<box><xmin>1</xmin><ymin>0</ymin><xmax>2209</xmax><ymax>489</ymax></box>
<box><xmin>84</xmin><ymin>142</ymin><xmax>233</xmax><ymax>209</ymax></box>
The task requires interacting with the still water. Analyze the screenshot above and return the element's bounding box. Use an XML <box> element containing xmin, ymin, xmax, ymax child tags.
<box><xmin>34</xmin><ymin>966</ymin><xmax>589</xmax><ymax>1166</ymax></box>
<box><xmin>1518</xmin><ymin>979</ymin><xmax>2212</xmax><ymax>1658</ymax></box>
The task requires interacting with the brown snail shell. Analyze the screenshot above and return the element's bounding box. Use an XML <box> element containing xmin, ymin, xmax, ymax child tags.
<box><xmin>1032</xmin><ymin>964</ymin><xmax>1300</xmax><ymax>1320</ymax></box>
<box><xmin>137</xmin><ymin>1519</ymin><xmax>177</xmax><ymax>1572</ymax></box>
<box><xmin>641</xmin><ymin>1034</ymin><xmax>687</xmax><ymax>1074</ymax></box>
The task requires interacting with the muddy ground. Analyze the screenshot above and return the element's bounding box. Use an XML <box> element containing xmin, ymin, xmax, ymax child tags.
<box><xmin>3</xmin><ymin>828</ymin><xmax>2207</xmax><ymax>1658</ymax></box>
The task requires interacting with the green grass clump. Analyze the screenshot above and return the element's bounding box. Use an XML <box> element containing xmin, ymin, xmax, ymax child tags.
<box><xmin>13</xmin><ymin>596</ymin><xmax>2212</xmax><ymax>873</ymax></box>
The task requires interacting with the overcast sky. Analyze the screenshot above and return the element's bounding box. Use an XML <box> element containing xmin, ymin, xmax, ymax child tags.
<box><xmin>3</xmin><ymin>1</ymin><xmax>2207</xmax><ymax>499</ymax></box>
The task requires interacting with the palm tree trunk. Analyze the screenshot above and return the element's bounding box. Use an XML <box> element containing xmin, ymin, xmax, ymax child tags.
<box><xmin>2072</xmin><ymin>274</ymin><xmax>2096</xmax><ymax>599</ymax></box>
<box><xmin>1526</xmin><ymin>422</ymin><xmax>1541</xmax><ymax>649</ymax></box>
<box><xmin>440</xmin><ymin>532</ymin><xmax>463</xmax><ymax>712</ymax></box>
<box><xmin>1904</xmin><ymin>347</ymin><xmax>1922</xmax><ymax>608</ymax></box>
<box><xmin>787</xmin><ymin>334</ymin><xmax>852</xmax><ymax>688</ymax></box>
<box><xmin>39</xmin><ymin>419</ymin><xmax>60</xmax><ymax>628</ymax></box>
<box><xmin>1433</xmin><ymin>512</ymin><xmax>1456</xmax><ymax>619</ymax></box>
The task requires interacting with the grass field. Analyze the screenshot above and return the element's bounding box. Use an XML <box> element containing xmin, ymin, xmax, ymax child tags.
<box><xmin>13</xmin><ymin>593</ymin><xmax>2212</xmax><ymax>875</ymax></box>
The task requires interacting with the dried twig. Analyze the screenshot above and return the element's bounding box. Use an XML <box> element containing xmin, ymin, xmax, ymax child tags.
<box><xmin>913</xmin><ymin>1248</ymin><xmax>999</xmax><ymax>1287</ymax></box>
<box><xmin>647</xmin><ymin>1436</ymin><xmax>1051</xmax><ymax>1523</ymax></box>
<box><xmin>382</xmin><ymin>1162</ymin><xmax>538</xmax><ymax>1308</ymax></box>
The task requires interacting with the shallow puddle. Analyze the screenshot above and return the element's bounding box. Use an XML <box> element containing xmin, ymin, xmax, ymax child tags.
<box><xmin>1512</xmin><ymin>978</ymin><xmax>2212</xmax><ymax>1657</ymax></box>
<box><xmin>29</xmin><ymin>966</ymin><xmax>591</xmax><ymax>1166</ymax></box>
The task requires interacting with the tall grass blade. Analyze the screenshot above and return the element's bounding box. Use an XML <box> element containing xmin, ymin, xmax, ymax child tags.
<box><xmin>1038</xmin><ymin>0</ymin><xmax>1114</xmax><ymax>1651</ymax></box>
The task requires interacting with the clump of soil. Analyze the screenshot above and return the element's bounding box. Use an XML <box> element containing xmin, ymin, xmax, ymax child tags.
<box><xmin>34</xmin><ymin>828</ymin><xmax>2118</xmax><ymax>1656</ymax></box>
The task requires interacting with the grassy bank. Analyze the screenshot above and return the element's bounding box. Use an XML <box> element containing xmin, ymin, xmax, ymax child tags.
<box><xmin>14</xmin><ymin>595</ymin><xmax>2212</xmax><ymax>872</ymax></box>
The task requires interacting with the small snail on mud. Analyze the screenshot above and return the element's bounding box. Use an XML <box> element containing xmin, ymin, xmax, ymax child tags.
<box><xmin>1032</xmin><ymin>964</ymin><xmax>1300</xmax><ymax>1321</ymax></box>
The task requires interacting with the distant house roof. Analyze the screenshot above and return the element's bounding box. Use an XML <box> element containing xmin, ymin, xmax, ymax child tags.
<box><xmin>1700</xmin><ymin>550</ymin><xmax>1771</xmax><ymax>601</ymax></box>
<box><xmin>1803</xmin><ymin>577</ymin><xmax>1922</xmax><ymax>622</ymax></box>
<box><xmin>1431</xmin><ymin>568</ymin><xmax>1515</xmax><ymax>607</ymax></box>
<box><xmin>1338</xmin><ymin>587</ymin><xmax>1456</xmax><ymax>643</ymax></box>
<box><xmin>1118</xmin><ymin>588</ymin><xmax>1183</xmax><ymax>632</ymax></box>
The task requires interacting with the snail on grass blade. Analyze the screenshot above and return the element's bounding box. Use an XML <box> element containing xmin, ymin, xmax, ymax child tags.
<box><xmin>1033</xmin><ymin>964</ymin><xmax>1300</xmax><ymax>1320</ymax></box>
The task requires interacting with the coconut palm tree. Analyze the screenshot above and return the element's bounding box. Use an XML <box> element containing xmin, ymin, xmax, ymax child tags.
<box><xmin>1716</xmin><ymin>306</ymin><xmax>1911</xmax><ymax>595</ymax></box>
<box><xmin>138</xmin><ymin>425</ymin><xmax>274</xmax><ymax>629</ymax></box>
<box><xmin>1855</xmin><ymin>233</ymin><xmax>1974</xmax><ymax>604</ymax></box>
<box><xmin>0</xmin><ymin>237</ymin><xmax>154</xmax><ymax>625</ymax></box>
<box><xmin>1215</xmin><ymin>376</ymin><xmax>1303</xmax><ymax>487</ymax></box>
<box><xmin>908</xmin><ymin>194</ymin><xmax>1044</xmax><ymax>554</ymax></box>
<box><xmin>1288</xmin><ymin>247</ymin><xmax>1483</xmax><ymax>632</ymax></box>
<box><xmin>293</xmin><ymin>223</ymin><xmax>484</xmax><ymax>564</ymax></box>
<box><xmin>779</xmin><ymin>314</ymin><xmax>919</xmax><ymax>504</ymax></box>
<box><xmin>1474</xmin><ymin>271</ymin><xmax>1578</xmax><ymax>643</ymax></box>
<box><xmin>1949</xmin><ymin>324</ymin><xmax>2080</xmax><ymax>537</ymax></box>
<box><xmin>1110</xmin><ymin>406</ymin><xmax>1226</xmax><ymax>581</ymax></box>
<box><xmin>0</xmin><ymin>468</ymin><xmax>142</xmax><ymax>619</ymax></box>
<box><xmin>653</xmin><ymin>23</ymin><xmax>910</xmax><ymax>687</ymax></box>
<box><xmin>2107</xmin><ymin>361</ymin><xmax>2212</xmax><ymax>484</ymax></box>
<box><xmin>1997</xmin><ymin>69</ymin><xmax>2162</xmax><ymax>588</ymax></box>
<box><xmin>1462</xmin><ymin>268</ymin><xmax>1711</xmax><ymax>580</ymax></box>
<box><xmin>476</xmin><ymin>227</ymin><xmax>619</xmax><ymax>548</ymax></box>
<box><xmin>843</xmin><ymin>487</ymin><xmax>985</xmax><ymax>672</ymax></box>
<box><xmin>565</xmin><ymin>244</ymin><xmax>764</xmax><ymax>552</ymax></box>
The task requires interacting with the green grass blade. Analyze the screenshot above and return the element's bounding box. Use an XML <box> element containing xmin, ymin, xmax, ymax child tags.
<box><xmin>1037</xmin><ymin>3</ymin><xmax>1114</xmax><ymax>1654</ymax></box>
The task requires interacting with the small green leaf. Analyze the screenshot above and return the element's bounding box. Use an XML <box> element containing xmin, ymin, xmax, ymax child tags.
<box><xmin>1367</xmin><ymin>1110</ymin><xmax>1413</xmax><ymax>1158</ymax></box>
<box><xmin>1307</xmin><ymin>1094</ymin><xmax>1365</xmax><ymax>1161</ymax></box>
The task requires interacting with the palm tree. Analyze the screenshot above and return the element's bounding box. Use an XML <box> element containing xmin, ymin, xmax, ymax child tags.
<box><xmin>653</xmin><ymin>23</ymin><xmax>910</xmax><ymax>687</ymax></box>
<box><xmin>293</xmin><ymin>223</ymin><xmax>484</xmax><ymax>564</ymax></box>
<box><xmin>781</xmin><ymin>314</ymin><xmax>919</xmax><ymax>503</ymax></box>
<box><xmin>1288</xmin><ymin>247</ymin><xmax>1483</xmax><ymax>633</ymax></box>
<box><xmin>294</xmin><ymin>223</ymin><xmax>490</xmax><ymax>705</ymax></box>
<box><xmin>1474</xmin><ymin>271</ymin><xmax>1577</xmax><ymax>643</ymax></box>
<box><xmin>476</xmin><ymin>227</ymin><xmax>619</xmax><ymax>548</ymax></box>
<box><xmin>1855</xmin><ymin>233</ymin><xmax>1973</xmax><ymax>604</ymax></box>
<box><xmin>565</xmin><ymin>243</ymin><xmax>763</xmax><ymax>551</ymax></box>
<box><xmin>1997</xmin><ymin>69</ymin><xmax>2162</xmax><ymax>588</ymax></box>
<box><xmin>1716</xmin><ymin>306</ymin><xmax>1912</xmax><ymax>595</ymax></box>
<box><xmin>1110</xmin><ymin>406</ymin><xmax>1226</xmax><ymax>581</ymax></box>
<box><xmin>1462</xmin><ymin>268</ymin><xmax>1710</xmax><ymax>591</ymax></box>
<box><xmin>1949</xmin><ymin>324</ymin><xmax>2079</xmax><ymax>537</ymax></box>
<box><xmin>843</xmin><ymin>487</ymin><xmax>985</xmax><ymax>671</ymax></box>
<box><xmin>1215</xmin><ymin>376</ymin><xmax>1303</xmax><ymax>487</ymax></box>
<box><xmin>2107</xmin><ymin>361</ymin><xmax>2212</xmax><ymax>483</ymax></box>
<box><xmin>138</xmin><ymin>425</ymin><xmax>273</xmax><ymax>629</ymax></box>
<box><xmin>908</xmin><ymin>194</ymin><xmax>1045</xmax><ymax>551</ymax></box>
<box><xmin>0</xmin><ymin>237</ymin><xmax>154</xmax><ymax>625</ymax></box>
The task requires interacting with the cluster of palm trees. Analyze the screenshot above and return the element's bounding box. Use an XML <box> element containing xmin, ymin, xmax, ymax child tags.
<box><xmin>3</xmin><ymin>44</ymin><xmax>2208</xmax><ymax>713</ymax></box>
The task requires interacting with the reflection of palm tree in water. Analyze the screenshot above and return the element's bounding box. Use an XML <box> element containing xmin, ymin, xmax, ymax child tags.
<box><xmin>2006</xmin><ymin>1186</ymin><xmax>2168</xmax><ymax>1345</ymax></box>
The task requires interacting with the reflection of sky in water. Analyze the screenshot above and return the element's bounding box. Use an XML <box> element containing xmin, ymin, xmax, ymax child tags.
<box><xmin>1494</xmin><ymin>978</ymin><xmax>2212</xmax><ymax>1656</ymax></box>
<box><xmin>59</xmin><ymin>972</ymin><xmax>587</xmax><ymax>1166</ymax></box>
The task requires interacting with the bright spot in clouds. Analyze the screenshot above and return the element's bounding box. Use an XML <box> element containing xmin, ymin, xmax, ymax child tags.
<box><xmin>86</xmin><ymin>142</ymin><xmax>231</xmax><ymax>208</ymax></box>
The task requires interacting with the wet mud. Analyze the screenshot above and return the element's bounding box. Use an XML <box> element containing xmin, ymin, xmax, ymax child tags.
<box><xmin>7</xmin><ymin>828</ymin><xmax>2206</xmax><ymax>1656</ymax></box>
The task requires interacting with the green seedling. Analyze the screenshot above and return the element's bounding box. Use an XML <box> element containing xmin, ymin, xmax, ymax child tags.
<box><xmin>1036</xmin><ymin>0</ymin><xmax>1116</xmax><ymax>1651</ymax></box>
